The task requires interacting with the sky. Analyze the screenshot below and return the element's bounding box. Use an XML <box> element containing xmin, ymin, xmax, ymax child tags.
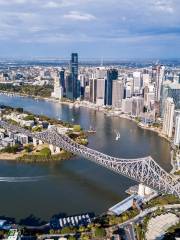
<box><xmin>0</xmin><ymin>0</ymin><xmax>180</xmax><ymax>59</ymax></box>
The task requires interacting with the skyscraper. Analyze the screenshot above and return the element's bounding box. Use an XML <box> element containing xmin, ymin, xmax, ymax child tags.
<box><xmin>60</xmin><ymin>69</ymin><xmax>65</xmax><ymax>93</ymax></box>
<box><xmin>160</xmin><ymin>81</ymin><xmax>180</xmax><ymax>117</ymax></box>
<box><xmin>69</xmin><ymin>53</ymin><xmax>79</xmax><ymax>100</ymax></box>
<box><xmin>162</xmin><ymin>97</ymin><xmax>175</xmax><ymax>138</ymax></box>
<box><xmin>96</xmin><ymin>78</ymin><xmax>106</xmax><ymax>106</ymax></box>
<box><xmin>154</xmin><ymin>65</ymin><xmax>165</xmax><ymax>102</ymax></box>
<box><xmin>112</xmin><ymin>80</ymin><xmax>124</xmax><ymax>108</ymax></box>
<box><xmin>105</xmin><ymin>69</ymin><xmax>118</xmax><ymax>105</ymax></box>
<box><xmin>174</xmin><ymin>111</ymin><xmax>180</xmax><ymax>146</ymax></box>
<box><xmin>89</xmin><ymin>78</ymin><xmax>97</xmax><ymax>103</ymax></box>
<box><xmin>51</xmin><ymin>73</ymin><xmax>63</xmax><ymax>100</ymax></box>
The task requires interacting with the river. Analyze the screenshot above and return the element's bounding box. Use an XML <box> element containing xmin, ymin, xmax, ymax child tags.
<box><xmin>0</xmin><ymin>93</ymin><xmax>171</xmax><ymax>222</ymax></box>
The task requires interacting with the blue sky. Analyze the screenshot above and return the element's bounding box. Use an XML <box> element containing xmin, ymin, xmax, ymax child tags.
<box><xmin>0</xmin><ymin>0</ymin><xmax>180</xmax><ymax>59</ymax></box>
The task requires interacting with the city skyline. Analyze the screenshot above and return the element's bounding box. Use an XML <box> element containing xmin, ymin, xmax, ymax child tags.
<box><xmin>0</xmin><ymin>0</ymin><xmax>180</xmax><ymax>59</ymax></box>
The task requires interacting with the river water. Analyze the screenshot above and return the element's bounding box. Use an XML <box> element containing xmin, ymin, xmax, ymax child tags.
<box><xmin>0</xmin><ymin>94</ymin><xmax>171</xmax><ymax>222</ymax></box>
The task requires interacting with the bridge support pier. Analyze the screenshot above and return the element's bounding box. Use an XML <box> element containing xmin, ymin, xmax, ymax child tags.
<box><xmin>33</xmin><ymin>138</ymin><xmax>44</xmax><ymax>146</ymax></box>
<box><xmin>33</xmin><ymin>138</ymin><xmax>38</xmax><ymax>146</ymax></box>
<box><xmin>55</xmin><ymin>147</ymin><xmax>61</xmax><ymax>154</ymax></box>
<box><xmin>49</xmin><ymin>144</ymin><xmax>55</xmax><ymax>155</ymax></box>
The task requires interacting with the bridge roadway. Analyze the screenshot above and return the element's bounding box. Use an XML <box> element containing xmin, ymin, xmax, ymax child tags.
<box><xmin>1</xmin><ymin>120</ymin><xmax>180</xmax><ymax>197</ymax></box>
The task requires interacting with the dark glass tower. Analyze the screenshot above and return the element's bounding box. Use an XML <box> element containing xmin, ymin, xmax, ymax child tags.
<box><xmin>105</xmin><ymin>69</ymin><xmax>118</xmax><ymax>105</ymax></box>
<box><xmin>70</xmin><ymin>53</ymin><xmax>79</xmax><ymax>100</ymax></box>
<box><xmin>60</xmin><ymin>69</ymin><xmax>65</xmax><ymax>93</ymax></box>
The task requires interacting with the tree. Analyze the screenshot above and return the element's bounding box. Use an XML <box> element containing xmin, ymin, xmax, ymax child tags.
<box><xmin>73</xmin><ymin>125</ymin><xmax>81</xmax><ymax>132</ymax></box>
<box><xmin>24</xmin><ymin>144</ymin><xmax>33</xmax><ymax>153</ymax></box>
<box><xmin>68</xmin><ymin>236</ymin><xmax>76</xmax><ymax>240</ymax></box>
<box><xmin>39</xmin><ymin>147</ymin><xmax>51</xmax><ymax>157</ymax></box>
<box><xmin>94</xmin><ymin>227</ymin><xmax>106</xmax><ymax>238</ymax></box>
<box><xmin>23</xmin><ymin>115</ymin><xmax>35</xmax><ymax>121</ymax></box>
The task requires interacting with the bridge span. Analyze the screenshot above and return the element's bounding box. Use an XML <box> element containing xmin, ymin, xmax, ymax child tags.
<box><xmin>0</xmin><ymin>121</ymin><xmax>180</xmax><ymax>197</ymax></box>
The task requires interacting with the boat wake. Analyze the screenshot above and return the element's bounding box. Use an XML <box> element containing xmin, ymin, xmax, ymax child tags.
<box><xmin>0</xmin><ymin>176</ymin><xmax>46</xmax><ymax>182</ymax></box>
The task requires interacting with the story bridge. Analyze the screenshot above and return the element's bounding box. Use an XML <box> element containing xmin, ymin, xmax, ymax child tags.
<box><xmin>1</xmin><ymin>120</ymin><xmax>180</xmax><ymax>197</ymax></box>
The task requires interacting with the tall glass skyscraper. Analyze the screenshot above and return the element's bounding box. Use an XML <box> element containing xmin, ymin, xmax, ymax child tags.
<box><xmin>105</xmin><ymin>69</ymin><xmax>118</xmax><ymax>105</ymax></box>
<box><xmin>70</xmin><ymin>53</ymin><xmax>79</xmax><ymax>100</ymax></box>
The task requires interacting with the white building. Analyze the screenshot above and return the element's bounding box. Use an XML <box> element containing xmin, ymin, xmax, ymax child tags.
<box><xmin>155</xmin><ymin>65</ymin><xmax>165</xmax><ymax>102</ymax></box>
<box><xmin>122</xmin><ymin>98</ymin><xmax>133</xmax><ymax>114</ymax></box>
<box><xmin>133</xmin><ymin>71</ymin><xmax>142</xmax><ymax>94</ymax></box>
<box><xmin>51</xmin><ymin>75</ymin><xmax>63</xmax><ymax>100</ymax></box>
<box><xmin>132</xmin><ymin>96</ymin><xmax>144</xmax><ymax>116</ymax></box>
<box><xmin>96</xmin><ymin>78</ymin><xmax>106</xmax><ymax>106</ymax></box>
<box><xmin>162</xmin><ymin>97</ymin><xmax>175</xmax><ymax>138</ymax></box>
<box><xmin>174</xmin><ymin>111</ymin><xmax>180</xmax><ymax>146</ymax></box>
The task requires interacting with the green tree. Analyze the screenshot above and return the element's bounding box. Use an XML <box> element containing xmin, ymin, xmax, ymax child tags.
<box><xmin>94</xmin><ymin>227</ymin><xmax>106</xmax><ymax>238</ymax></box>
<box><xmin>68</xmin><ymin>236</ymin><xmax>76</xmax><ymax>240</ymax></box>
<box><xmin>73</xmin><ymin>125</ymin><xmax>81</xmax><ymax>132</ymax></box>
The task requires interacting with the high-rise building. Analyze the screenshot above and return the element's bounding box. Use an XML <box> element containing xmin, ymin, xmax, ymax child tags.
<box><xmin>69</xmin><ymin>53</ymin><xmax>79</xmax><ymax>100</ymax></box>
<box><xmin>105</xmin><ymin>69</ymin><xmax>118</xmax><ymax>105</ymax></box>
<box><xmin>51</xmin><ymin>74</ymin><xmax>63</xmax><ymax>99</ymax></box>
<box><xmin>133</xmin><ymin>71</ymin><xmax>142</xmax><ymax>95</ymax></box>
<box><xmin>161</xmin><ymin>81</ymin><xmax>180</xmax><ymax>114</ymax></box>
<box><xmin>60</xmin><ymin>69</ymin><xmax>65</xmax><ymax>93</ymax></box>
<box><xmin>174</xmin><ymin>111</ymin><xmax>180</xmax><ymax>146</ymax></box>
<box><xmin>96</xmin><ymin>78</ymin><xmax>106</xmax><ymax>106</ymax></box>
<box><xmin>131</xmin><ymin>96</ymin><xmax>144</xmax><ymax>116</ymax></box>
<box><xmin>65</xmin><ymin>73</ymin><xmax>73</xmax><ymax>99</ymax></box>
<box><xmin>122</xmin><ymin>98</ymin><xmax>133</xmax><ymax>114</ymax></box>
<box><xmin>112</xmin><ymin>80</ymin><xmax>124</xmax><ymax>108</ymax></box>
<box><xmin>162</xmin><ymin>97</ymin><xmax>175</xmax><ymax>138</ymax></box>
<box><xmin>154</xmin><ymin>65</ymin><xmax>165</xmax><ymax>102</ymax></box>
<box><xmin>89</xmin><ymin>78</ymin><xmax>97</xmax><ymax>103</ymax></box>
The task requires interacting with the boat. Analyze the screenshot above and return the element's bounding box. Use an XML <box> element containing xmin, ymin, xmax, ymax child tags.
<box><xmin>87</xmin><ymin>126</ymin><xmax>96</xmax><ymax>133</ymax></box>
<box><xmin>115</xmin><ymin>131</ymin><xmax>121</xmax><ymax>141</ymax></box>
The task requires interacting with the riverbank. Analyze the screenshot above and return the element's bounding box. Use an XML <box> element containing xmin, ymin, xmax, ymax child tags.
<box><xmin>0</xmin><ymin>105</ymin><xmax>88</xmax><ymax>162</ymax></box>
<box><xmin>0</xmin><ymin>91</ymin><xmax>172</xmax><ymax>143</ymax></box>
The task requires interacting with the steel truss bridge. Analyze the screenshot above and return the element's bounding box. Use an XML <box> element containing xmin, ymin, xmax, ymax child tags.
<box><xmin>1</xmin><ymin>121</ymin><xmax>180</xmax><ymax>197</ymax></box>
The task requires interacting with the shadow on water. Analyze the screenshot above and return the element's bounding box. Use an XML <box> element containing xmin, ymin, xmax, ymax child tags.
<box><xmin>19</xmin><ymin>215</ymin><xmax>47</xmax><ymax>227</ymax></box>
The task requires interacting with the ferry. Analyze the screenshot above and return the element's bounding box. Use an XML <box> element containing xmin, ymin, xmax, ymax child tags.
<box><xmin>115</xmin><ymin>131</ymin><xmax>121</xmax><ymax>141</ymax></box>
<box><xmin>87</xmin><ymin>126</ymin><xmax>96</xmax><ymax>134</ymax></box>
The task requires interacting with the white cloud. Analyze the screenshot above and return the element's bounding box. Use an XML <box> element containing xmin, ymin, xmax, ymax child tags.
<box><xmin>43</xmin><ymin>1</ymin><xmax>61</xmax><ymax>8</ymax></box>
<box><xmin>63</xmin><ymin>11</ymin><xmax>96</xmax><ymax>21</ymax></box>
<box><xmin>153</xmin><ymin>0</ymin><xmax>174</xmax><ymax>13</ymax></box>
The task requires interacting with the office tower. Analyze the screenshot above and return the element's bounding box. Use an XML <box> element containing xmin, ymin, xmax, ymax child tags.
<box><xmin>161</xmin><ymin>81</ymin><xmax>180</xmax><ymax>116</ymax></box>
<box><xmin>174</xmin><ymin>111</ymin><xmax>180</xmax><ymax>146</ymax></box>
<box><xmin>60</xmin><ymin>69</ymin><xmax>65</xmax><ymax>93</ymax></box>
<box><xmin>96</xmin><ymin>78</ymin><xmax>106</xmax><ymax>106</ymax></box>
<box><xmin>162</xmin><ymin>97</ymin><xmax>175</xmax><ymax>138</ymax></box>
<box><xmin>84</xmin><ymin>85</ymin><xmax>90</xmax><ymax>101</ymax></box>
<box><xmin>154</xmin><ymin>65</ymin><xmax>165</xmax><ymax>102</ymax></box>
<box><xmin>142</xmin><ymin>73</ymin><xmax>150</xmax><ymax>87</ymax></box>
<box><xmin>51</xmin><ymin>74</ymin><xmax>63</xmax><ymax>99</ymax></box>
<box><xmin>122</xmin><ymin>98</ymin><xmax>133</xmax><ymax>114</ymax></box>
<box><xmin>105</xmin><ymin>69</ymin><xmax>118</xmax><ymax>105</ymax></box>
<box><xmin>70</xmin><ymin>53</ymin><xmax>79</xmax><ymax>100</ymax></box>
<box><xmin>112</xmin><ymin>80</ymin><xmax>124</xmax><ymax>108</ymax></box>
<box><xmin>65</xmin><ymin>73</ymin><xmax>73</xmax><ymax>99</ymax></box>
<box><xmin>125</xmin><ymin>85</ymin><xmax>132</xmax><ymax>98</ymax></box>
<box><xmin>79</xmin><ymin>74</ymin><xmax>86</xmax><ymax>98</ymax></box>
<box><xmin>131</xmin><ymin>97</ymin><xmax>144</xmax><ymax>116</ymax></box>
<box><xmin>144</xmin><ymin>85</ymin><xmax>155</xmax><ymax>110</ymax></box>
<box><xmin>89</xmin><ymin>78</ymin><xmax>97</xmax><ymax>103</ymax></box>
<box><xmin>133</xmin><ymin>72</ymin><xmax>142</xmax><ymax>95</ymax></box>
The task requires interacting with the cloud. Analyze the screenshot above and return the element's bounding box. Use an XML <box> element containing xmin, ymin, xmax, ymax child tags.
<box><xmin>63</xmin><ymin>11</ymin><xmax>96</xmax><ymax>21</ymax></box>
<box><xmin>0</xmin><ymin>0</ymin><xmax>179</xmax><ymax>58</ymax></box>
<box><xmin>153</xmin><ymin>0</ymin><xmax>174</xmax><ymax>13</ymax></box>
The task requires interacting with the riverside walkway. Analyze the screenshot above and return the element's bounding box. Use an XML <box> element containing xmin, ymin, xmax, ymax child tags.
<box><xmin>0</xmin><ymin>120</ymin><xmax>180</xmax><ymax>197</ymax></box>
